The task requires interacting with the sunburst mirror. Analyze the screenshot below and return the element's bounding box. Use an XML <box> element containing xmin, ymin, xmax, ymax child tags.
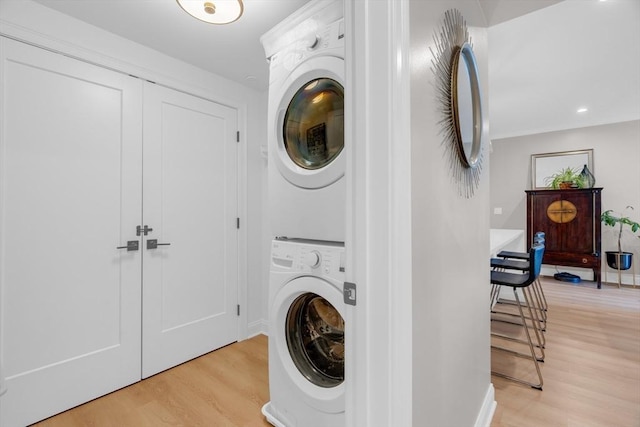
<box><xmin>431</xmin><ymin>9</ymin><xmax>484</xmax><ymax>198</ymax></box>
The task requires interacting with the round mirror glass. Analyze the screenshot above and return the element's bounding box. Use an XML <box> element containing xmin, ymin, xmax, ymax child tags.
<box><xmin>451</xmin><ymin>43</ymin><xmax>482</xmax><ymax>168</ymax></box>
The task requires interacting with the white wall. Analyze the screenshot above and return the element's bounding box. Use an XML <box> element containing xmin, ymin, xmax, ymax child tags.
<box><xmin>410</xmin><ymin>1</ymin><xmax>492</xmax><ymax>426</ymax></box>
<box><xmin>346</xmin><ymin>1</ymin><xmax>493</xmax><ymax>424</ymax></box>
<box><xmin>490</xmin><ymin>120</ymin><xmax>640</xmax><ymax>284</ymax></box>
<box><xmin>0</xmin><ymin>0</ymin><xmax>269</xmax><ymax>337</ymax></box>
<box><xmin>246</xmin><ymin>89</ymin><xmax>269</xmax><ymax>336</ymax></box>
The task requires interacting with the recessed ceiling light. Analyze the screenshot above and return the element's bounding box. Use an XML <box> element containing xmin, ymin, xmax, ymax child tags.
<box><xmin>577</xmin><ymin>107</ymin><xmax>588</xmax><ymax>113</ymax></box>
<box><xmin>176</xmin><ymin>0</ymin><xmax>244</xmax><ymax>25</ymax></box>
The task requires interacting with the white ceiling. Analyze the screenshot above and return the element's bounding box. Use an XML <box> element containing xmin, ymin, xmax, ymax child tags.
<box><xmin>29</xmin><ymin>0</ymin><xmax>561</xmax><ymax>91</ymax></box>
<box><xmin>478</xmin><ymin>0</ymin><xmax>563</xmax><ymax>26</ymax></box>
<box><xmin>31</xmin><ymin>0</ymin><xmax>311</xmax><ymax>91</ymax></box>
<box><xmin>488</xmin><ymin>0</ymin><xmax>640</xmax><ymax>139</ymax></box>
<box><xmin>28</xmin><ymin>0</ymin><xmax>640</xmax><ymax>139</ymax></box>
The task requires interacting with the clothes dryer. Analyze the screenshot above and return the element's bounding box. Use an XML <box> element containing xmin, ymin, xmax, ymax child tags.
<box><xmin>262</xmin><ymin>238</ymin><xmax>345</xmax><ymax>427</ymax></box>
<box><xmin>261</xmin><ymin>0</ymin><xmax>345</xmax><ymax>242</ymax></box>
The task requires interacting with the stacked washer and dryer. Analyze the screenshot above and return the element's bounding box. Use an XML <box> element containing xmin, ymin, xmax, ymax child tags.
<box><xmin>260</xmin><ymin>1</ymin><xmax>346</xmax><ymax>426</ymax></box>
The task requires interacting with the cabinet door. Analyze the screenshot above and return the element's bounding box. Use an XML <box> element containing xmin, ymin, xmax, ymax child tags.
<box><xmin>141</xmin><ymin>83</ymin><xmax>239</xmax><ymax>378</ymax></box>
<box><xmin>530</xmin><ymin>191</ymin><xmax>594</xmax><ymax>254</ymax></box>
<box><xmin>0</xmin><ymin>38</ymin><xmax>142</xmax><ymax>427</ymax></box>
<box><xmin>561</xmin><ymin>192</ymin><xmax>594</xmax><ymax>254</ymax></box>
<box><xmin>530</xmin><ymin>192</ymin><xmax>563</xmax><ymax>252</ymax></box>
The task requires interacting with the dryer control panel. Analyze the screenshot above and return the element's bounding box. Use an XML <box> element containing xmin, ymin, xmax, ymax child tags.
<box><xmin>306</xmin><ymin>17</ymin><xmax>344</xmax><ymax>52</ymax></box>
<box><xmin>271</xmin><ymin>238</ymin><xmax>345</xmax><ymax>279</ymax></box>
<box><xmin>268</xmin><ymin>17</ymin><xmax>344</xmax><ymax>79</ymax></box>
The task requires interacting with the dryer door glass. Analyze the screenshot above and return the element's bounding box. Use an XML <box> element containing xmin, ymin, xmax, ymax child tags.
<box><xmin>283</xmin><ymin>78</ymin><xmax>344</xmax><ymax>170</ymax></box>
<box><xmin>286</xmin><ymin>293</ymin><xmax>344</xmax><ymax>387</ymax></box>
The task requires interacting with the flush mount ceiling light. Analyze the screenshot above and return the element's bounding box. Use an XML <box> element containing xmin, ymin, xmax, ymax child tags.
<box><xmin>176</xmin><ymin>0</ymin><xmax>244</xmax><ymax>25</ymax></box>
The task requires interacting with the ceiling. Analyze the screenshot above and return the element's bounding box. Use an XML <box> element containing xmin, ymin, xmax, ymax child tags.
<box><xmin>31</xmin><ymin>0</ymin><xmax>311</xmax><ymax>91</ymax></box>
<box><xmin>29</xmin><ymin>0</ymin><xmax>560</xmax><ymax>92</ymax></box>
<box><xmin>488</xmin><ymin>0</ymin><xmax>640</xmax><ymax>139</ymax></box>
<box><xmin>28</xmin><ymin>0</ymin><xmax>639</xmax><ymax>139</ymax></box>
<box><xmin>478</xmin><ymin>0</ymin><xmax>563</xmax><ymax>25</ymax></box>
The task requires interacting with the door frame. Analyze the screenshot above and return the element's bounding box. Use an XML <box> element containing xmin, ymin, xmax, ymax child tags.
<box><xmin>344</xmin><ymin>0</ymin><xmax>413</xmax><ymax>426</ymax></box>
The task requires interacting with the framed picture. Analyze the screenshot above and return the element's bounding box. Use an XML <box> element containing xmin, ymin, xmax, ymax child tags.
<box><xmin>531</xmin><ymin>149</ymin><xmax>594</xmax><ymax>190</ymax></box>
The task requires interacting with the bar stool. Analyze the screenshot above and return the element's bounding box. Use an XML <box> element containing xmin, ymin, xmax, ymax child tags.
<box><xmin>490</xmin><ymin>244</ymin><xmax>545</xmax><ymax>390</ymax></box>
<box><xmin>496</xmin><ymin>232</ymin><xmax>548</xmax><ymax>313</ymax></box>
<box><xmin>491</xmin><ymin>251</ymin><xmax>547</xmax><ymax>338</ymax></box>
<box><xmin>491</xmin><ymin>241</ymin><xmax>546</xmax><ymax>351</ymax></box>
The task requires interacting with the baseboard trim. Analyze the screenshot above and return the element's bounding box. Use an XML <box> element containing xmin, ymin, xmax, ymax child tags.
<box><xmin>541</xmin><ymin>265</ymin><xmax>639</xmax><ymax>286</ymax></box>
<box><xmin>247</xmin><ymin>319</ymin><xmax>268</xmax><ymax>338</ymax></box>
<box><xmin>474</xmin><ymin>383</ymin><xmax>497</xmax><ymax>427</ymax></box>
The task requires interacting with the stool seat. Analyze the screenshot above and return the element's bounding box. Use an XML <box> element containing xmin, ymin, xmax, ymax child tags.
<box><xmin>491</xmin><ymin>270</ymin><xmax>532</xmax><ymax>287</ymax></box>
<box><xmin>496</xmin><ymin>250</ymin><xmax>530</xmax><ymax>260</ymax></box>
<box><xmin>490</xmin><ymin>258</ymin><xmax>529</xmax><ymax>271</ymax></box>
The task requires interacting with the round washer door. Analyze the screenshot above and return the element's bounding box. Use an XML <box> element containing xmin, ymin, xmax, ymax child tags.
<box><xmin>272</xmin><ymin>56</ymin><xmax>345</xmax><ymax>190</ymax></box>
<box><xmin>271</xmin><ymin>276</ymin><xmax>345</xmax><ymax>413</ymax></box>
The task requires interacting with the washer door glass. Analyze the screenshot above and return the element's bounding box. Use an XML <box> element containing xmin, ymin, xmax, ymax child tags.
<box><xmin>286</xmin><ymin>292</ymin><xmax>345</xmax><ymax>388</ymax></box>
<box><xmin>283</xmin><ymin>78</ymin><xmax>344</xmax><ymax>170</ymax></box>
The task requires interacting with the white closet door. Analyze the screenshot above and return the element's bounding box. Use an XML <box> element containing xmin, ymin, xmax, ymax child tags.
<box><xmin>142</xmin><ymin>83</ymin><xmax>239</xmax><ymax>378</ymax></box>
<box><xmin>0</xmin><ymin>39</ymin><xmax>142</xmax><ymax>427</ymax></box>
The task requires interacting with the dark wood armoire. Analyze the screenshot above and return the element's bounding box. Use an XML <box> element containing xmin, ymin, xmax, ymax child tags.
<box><xmin>525</xmin><ymin>188</ymin><xmax>603</xmax><ymax>288</ymax></box>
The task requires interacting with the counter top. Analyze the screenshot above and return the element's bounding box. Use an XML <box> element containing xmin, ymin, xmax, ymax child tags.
<box><xmin>490</xmin><ymin>229</ymin><xmax>525</xmax><ymax>256</ymax></box>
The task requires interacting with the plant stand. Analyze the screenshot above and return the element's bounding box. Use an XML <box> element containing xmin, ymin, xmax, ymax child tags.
<box><xmin>604</xmin><ymin>252</ymin><xmax>637</xmax><ymax>288</ymax></box>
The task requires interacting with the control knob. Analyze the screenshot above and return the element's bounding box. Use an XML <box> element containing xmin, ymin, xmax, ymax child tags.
<box><xmin>301</xmin><ymin>251</ymin><xmax>321</xmax><ymax>268</ymax></box>
<box><xmin>305</xmin><ymin>33</ymin><xmax>319</xmax><ymax>50</ymax></box>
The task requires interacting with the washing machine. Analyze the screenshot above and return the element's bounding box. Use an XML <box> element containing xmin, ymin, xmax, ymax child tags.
<box><xmin>262</xmin><ymin>238</ymin><xmax>345</xmax><ymax>427</ymax></box>
<box><xmin>260</xmin><ymin>0</ymin><xmax>345</xmax><ymax>242</ymax></box>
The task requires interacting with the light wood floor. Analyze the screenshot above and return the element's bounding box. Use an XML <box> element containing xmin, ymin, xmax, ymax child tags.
<box><xmin>491</xmin><ymin>277</ymin><xmax>640</xmax><ymax>427</ymax></box>
<box><xmin>33</xmin><ymin>335</ymin><xmax>272</xmax><ymax>427</ymax></box>
<box><xmin>33</xmin><ymin>278</ymin><xmax>639</xmax><ymax>427</ymax></box>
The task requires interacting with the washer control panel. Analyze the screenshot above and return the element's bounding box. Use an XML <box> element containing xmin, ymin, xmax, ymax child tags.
<box><xmin>300</xmin><ymin>250</ymin><xmax>321</xmax><ymax>268</ymax></box>
<box><xmin>271</xmin><ymin>238</ymin><xmax>345</xmax><ymax>279</ymax></box>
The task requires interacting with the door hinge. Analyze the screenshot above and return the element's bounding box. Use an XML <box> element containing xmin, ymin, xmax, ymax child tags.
<box><xmin>236</xmin><ymin>131</ymin><xmax>240</xmax><ymax>143</ymax></box>
<box><xmin>237</xmin><ymin>304</ymin><xmax>240</xmax><ymax>316</ymax></box>
<box><xmin>343</xmin><ymin>282</ymin><xmax>357</xmax><ymax>306</ymax></box>
<box><xmin>236</xmin><ymin>218</ymin><xmax>240</xmax><ymax>229</ymax></box>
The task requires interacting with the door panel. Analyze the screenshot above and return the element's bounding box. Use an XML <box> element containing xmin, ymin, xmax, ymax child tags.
<box><xmin>142</xmin><ymin>83</ymin><xmax>238</xmax><ymax>378</ymax></box>
<box><xmin>0</xmin><ymin>38</ymin><xmax>142</xmax><ymax>427</ymax></box>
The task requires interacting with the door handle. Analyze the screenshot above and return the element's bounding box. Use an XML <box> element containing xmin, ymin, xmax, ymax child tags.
<box><xmin>116</xmin><ymin>241</ymin><xmax>139</xmax><ymax>251</ymax></box>
<box><xmin>147</xmin><ymin>239</ymin><xmax>171</xmax><ymax>249</ymax></box>
<box><xmin>136</xmin><ymin>225</ymin><xmax>153</xmax><ymax>236</ymax></box>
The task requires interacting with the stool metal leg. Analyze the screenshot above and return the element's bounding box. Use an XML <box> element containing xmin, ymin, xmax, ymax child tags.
<box><xmin>535</xmin><ymin>277</ymin><xmax>548</xmax><ymax>311</ymax></box>
<box><xmin>491</xmin><ymin>285</ymin><xmax>544</xmax><ymax>390</ymax></box>
<box><xmin>523</xmin><ymin>285</ymin><xmax>545</xmax><ymax>353</ymax></box>
<box><xmin>491</xmin><ymin>282</ymin><xmax>546</xmax><ymax>349</ymax></box>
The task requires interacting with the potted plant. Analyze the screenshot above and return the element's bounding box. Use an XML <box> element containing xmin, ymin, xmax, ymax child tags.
<box><xmin>544</xmin><ymin>166</ymin><xmax>586</xmax><ymax>189</ymax></box>
<box><xmin>601</xmin><ymin>206</ymin><xmax>640</xmax><ymax>271</ymax></box>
